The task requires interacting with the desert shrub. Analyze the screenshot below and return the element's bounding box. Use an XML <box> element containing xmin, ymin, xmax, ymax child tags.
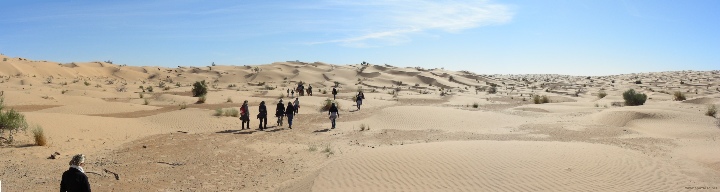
<box><xmin>673</xmin><ymin>91</ymin><xmax>686</xmax><ymax>101</ymax></box>
<box><xmin>139</xmin><ymin>93</ymin><xmax>144</xmax><ymax>98</ymax></box>
<box><xmin>634</xmin><ymin>80</ymin><xmax>642</xmax><ymax>84</ymax></box>
<box><xmin>622</xmin><ymin>89</ymin><xmax>647</xmax><ymax>106</ymax></box>
<box><xmin>175</xmin><ymin>82</ymin><xmax>181</xmax><ymax>87</ymax></box>
<box><xmin>32</xmin><ymin>125</ymin><xmax>47</xmax><ymax>146</ymax></box>
<box><xmin>707</xmin><ymin>105</ymin><xmax>717</xmax><ymax>117</ymax></box>
<box><xmin>308</xmin><ymin>145</ymin><xmax>317</xmax><ymax>152</ymax></box>
<box><xmin>196</xmin><ymin>95</ymin><xmax>206</xmax><ymax>104</ymax></box>
<box><xmin>143</xmin><ymin>99</ymin><xmax>149</xmax><ymax>105</ymax></box>
<box><xmin>0</xmin><ymin>97</ymin><xmax>29</xmax><ymax>143</ymax></box>
<box><xmin>533</xmin><ymin>95</ymin><xmax>550</xmax><ymax>104</ymax></box>
<box><xmin>320</xmin><ymin>99</ymin><xmax>340</xmax><ymax>111</ymax></box>
<box><xmin>61</xmin><ymin>90</ymin><xmax>68</xmax><ymax>94</ymax></box>
<box><xmin>226</xmin><ymin>97</ymin><xmax>233</xmax><ymax>103</ymax></box>
<box><xmin>179</xmin><ymin>102</ymin><xmax>187</xmax><ymax>110</ymax></box>
<box><xmin>84</xmin><ymin>81</ymin><xmax>90</xmax><ymax>86</ymax></box>
<box><xmin>225</xmin><ymin>108</ymin><xmax>239</xmax><ymax>117</ymax></box>
<box><xmin>472</xmin><ymin>102</ymin><xmax>479</xmax><ymax>108</ymax></box>
<box><xmin>192</xmin><ymin>80</ymin><xmax>208</xmax><ymax>97</ymax></box>
<box><xmin>214</xmin><ymin>108</ymin><xmax>223</xmax><ymax>116</ymax></box>
<box><xmin>146</xmin><ymin>86</ymin><xmax>153</xmax><ymax>92</ymax></box>
<box><xmin>487</xmin><ymin>86</ymin><xmax>497</xmax><ymax>94</ymax></box>
<box><xmin>597</xmin><ymin>91</ymin><xmax>607</xmax><ymax>99</ymax></box>
<box><xmin>163</xmin><ymin>86</ymin><xmax>170</xmax><ymax>91</ymax></box>
<box><xmin>359</xmin><ymin>124</ymin><xmax>370</xmax><ymax>131</ymax></box>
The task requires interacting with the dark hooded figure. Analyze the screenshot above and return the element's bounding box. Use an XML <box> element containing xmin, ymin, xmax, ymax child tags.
<box><xmin>332</xmin><ymin>87</ymin><xmax>338</xmax><ymax>100</ymax></box>
<box><xmin>258</xmin><ymin>101</ymin><xmax>267</xmax><ymax>130</ymax></box>
<box><xmin>240</xmin><ymin>100</ymin><xmax>250</xmax><ymax>130</ymax></box>
<box><xmin>275</xmin><ymin>99</ymin><xmax>285</xmax><ymax>126</ymax></box>
<box><xmin>285</xmin><ymin>102</ymin><xmax>295</xmax><ymax>129</ymax></box>
<box><xmin>328</xmin><ymin>103</ymin><xmax>339</xmax><ymax>129</ymax></box>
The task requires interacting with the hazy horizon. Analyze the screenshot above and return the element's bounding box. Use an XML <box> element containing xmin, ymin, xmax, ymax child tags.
<box><xmin>1</xmin><ymin>0</ymin><xmax>718</xmax><ymax>76</ymax></box>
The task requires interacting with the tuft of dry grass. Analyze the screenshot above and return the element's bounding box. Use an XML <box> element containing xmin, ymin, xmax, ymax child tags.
<box><xmin>143</xmin><ymin>99</ymin><xmax>149</xmax><ymax>105</ymax></box>
<box><xmin>359</xmin><ymin>124</ymin><xmax>370</xmax><ymax>131</ymax></box>
<box><xmin>320</xmin><ymin>99</ymin><xmax>340</xmax><ymax>111</ymax></box>
<box><xmin>179</xmin><ymin>102</ymin><xmax>187</xmax><ymax>110</ymax></box>
<box><xmin>214</xmin><ymin>108</ymin><xmax>223</xmax><ymax>116</ymax></box>
<box><xmin>32</xmin><ymin>125</ymin><xmax>47</xmax><ymax>146</ymax></box>
<box><xmin>226</xmin><ymin>97</ymin><xmax>233</xmax><ymax>103</ymax></box>
<box><xmin>707</xmin><ymin>105</ymin><xmax>717</xmax><ymax>117</ymax></box>
<box><xmin>597</xmin><ymin>91</ymin><xmax>607</xmax><ymax>99</ymax></box>
<box><xmin>225</xmin><ymin>108</ymin><xmax>239</xmax><ymax>117</ymax></box>
<box><xmin>196</xmin><ymin>95</ymin><xmax>206</xmax><ymax>104</ymax></box>
<box><xmin>673</xmin><ymin>91</ymin><xmax>686</xmax><ymax>101</ymax></box>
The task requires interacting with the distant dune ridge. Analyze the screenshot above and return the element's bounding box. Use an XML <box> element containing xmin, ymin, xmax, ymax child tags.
<box><xmin>0</xmin><ymin>54</ymin><xmax>719</xmax><ymax>191</ymax></box>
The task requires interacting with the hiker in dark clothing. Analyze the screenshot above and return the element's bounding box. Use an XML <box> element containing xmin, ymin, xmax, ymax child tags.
<box><xmin>356</xmin><ymin>91</ymin><xmax>365</xmax><ymax>110</ymax></box>
<box><xmin>332</xmin><ymin>87</ymin><xmax>338</xmax><ymax>100</ymax></box>
<box><xmin>293</xmin><ymin>98</ymin><xmax>300</xmax><ymax>115</ymax></box>
<box><xmin>60</xmin><ymin>154</ymin><xmax>91</xmax><ymax>192</ymax></box>
<box><xmin>276</xmin><ymin>99</ymin><xmax>285</xmax><ymax>126</ymax></box>
<box><xmin>285</xmin><ymin>102</ymin><xmax>295</xmax><ymax>129</ymax></box>
<box><xmin>291</xmin><ymin>90</ymin><xmax>295</xmax><ymax>98</ymax></box>
<box><xmin>240</xmin><ymin>100</ymin><xmax>250</xmax><ymax>130</ymax></box>
<box><xmin>328</xmin><ymin>103</ymin><xmax>339</xmax><ymax>129</ymax></box>
<box><xmin>258</xmin><ymin>101</ymin><xmax>267</xmax><ymax>130</ymax></box>
<box><xmin>308</xmin><ymin>85</ymin><xmax>313</xmax><ymax>96</ymax></box>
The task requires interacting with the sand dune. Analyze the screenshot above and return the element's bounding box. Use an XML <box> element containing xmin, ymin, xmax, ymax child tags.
<box><xmin>0</xmin><ymin>55</ymin><xmax>718</xmax><ymax>191</ymax></box>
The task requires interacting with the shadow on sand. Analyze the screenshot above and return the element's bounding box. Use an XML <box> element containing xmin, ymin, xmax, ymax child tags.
<box><xmin>313</xmin><ymin>128</ymin><xmax>331</xmax><ymax>133</ymax></box>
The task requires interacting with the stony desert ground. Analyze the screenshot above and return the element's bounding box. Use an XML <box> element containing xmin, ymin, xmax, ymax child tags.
<box><xmin>0</xmin><ymin>54</ymin><xmax>719</xmax><ymax>191</ymax></box>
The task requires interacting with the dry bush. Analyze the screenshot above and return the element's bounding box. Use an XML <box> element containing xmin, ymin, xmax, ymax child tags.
<box><xmin>597</xmin><ymin>91</ymin><xmax>607</xmax><ymax>99</ymax></box>
<box><xmin>673</xmin><ymin>91</ymin><xmax>686</xmax><ymax>101</ymax></box>
<box><xmin>320</xmin><ymin>99</ymin><xmax>340</xmax><ymax>111</ymax></box>
<box><xmin>225</xmin><ymin>108</ymin><xmax>239</xmax><ymax>117</ymax></box>
<box><xmin>214</xmin><ymin>108</ymin><xmax>223</xmax><ymax>116</ymax></box>
<box><xmin>196</xmin><ymin>95</ymin><xmax>206</xmax><ymax>104</ymax></box>
<box><xmin>179</xmin><ymin>102</ymin><xmax>187</xmax><ymax>110</ymax></box>
<box><xmin>623</xmin><ymin>89</ymin><xmax>647</xmax><ymax>106</ymax></box>
<box><xmin>32</xmin><ymin>125</ymin><xmax>47</xmax><ymax>146</ymax></box>
<box><xmin>707</xmin><ymin>105</ymin><xmax>717</xmax><ymax>117</ymax></box>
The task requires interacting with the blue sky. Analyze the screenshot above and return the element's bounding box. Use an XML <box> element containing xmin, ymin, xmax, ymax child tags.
<box><xmin>1</xmin><ymin>0</ymin><xmax>718</xmax><ymax>75</ymax></box>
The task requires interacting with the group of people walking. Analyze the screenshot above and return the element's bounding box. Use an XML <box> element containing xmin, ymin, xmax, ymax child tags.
<box><xmin>237</xmin><ymin>84</ymin><xmax>366</xmax><ymax>131</ymax></box>
<box><xmin>238</xmin><ymin>98</ymin><xmax>301</xmax><ymax>130</ymax></box>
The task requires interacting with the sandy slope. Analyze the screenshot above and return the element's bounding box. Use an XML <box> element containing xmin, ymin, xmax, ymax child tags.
<box><xmin>0</xmin><ymin>54</ymin><xmax>719</xmax><ymax>191</ymax></box>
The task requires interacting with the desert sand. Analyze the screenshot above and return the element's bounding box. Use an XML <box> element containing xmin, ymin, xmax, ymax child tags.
<box><xmin>0</xmin><ymin>54</ymin><xmax>719</xmax><ymax>191</ymax></box>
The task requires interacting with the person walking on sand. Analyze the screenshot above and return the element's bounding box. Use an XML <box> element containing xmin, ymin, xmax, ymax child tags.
<box><xmin>286</xmin><ymin>89</ymin><xmax>290</xmax><ymax>96</ymax></box>
<box><xmin>356</xmin><ymin>91</ymin><xmax>365</xmax><ymax>110</ymax></box>
<box><xmin>308</xmin><ymin>85</ymin><xmax>313</xmax><ymax>96</ymax></box>
<box><xmin>60</xmin><ymin>154</ymin><xmax>91</xmax><ymax>192</ymax></box>
<box><xmin>293</xmin><ymin>98</ymin><xmax>300</xmax><ymax>115</ymax></box>
<box><xmin>328</xmin><ymin>103</ymin><xmax>339</xmax><ymax>129</ymax></box>
<box><xmin>332</xmin><ymin>87</ymin><xmax>338</xmax><ymax>100</ymax></box>
<box><xmin>291</xmin><ymin>89</ymin><xmax>295</xmax><ymax>98</ymax></box>
<box><xmin>240</xmin><ymin>100</ymin><xmax>250</xmax><ymax>130</ymax></box>
<box><xmin>276</xmin><ymin>99</ymin><xmax>285</xmax><ymax>126</ymax></box>
<box><xmin>285</xmin><ymin>102</ymin><xmax>295</xmax><ymax>129</ymax></box>
<box><xmin>258</xmin><ymin>101</ymin><xmax>267</xmax><ymax>130</ymax></box>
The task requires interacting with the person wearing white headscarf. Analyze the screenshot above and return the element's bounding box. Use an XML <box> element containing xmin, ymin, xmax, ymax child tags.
<box><xmin>61</xmin><ymin>154</ymin><xmax>91</xmax><ymax>192</ymax></box>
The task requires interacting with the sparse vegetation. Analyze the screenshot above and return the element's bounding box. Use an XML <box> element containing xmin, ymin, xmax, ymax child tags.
<box><xmin>179</xmin><ymin>102</ymin><xmax>188</xmax><ymax>110</ymax></box>
<box><xmin>143</xmin><ymin>99</ymin><xmax>149</xmax><ymax>105</ymax></box>
<box><xmin>84</xmin><ymin>81</ymin><xmax>90</xmax><ymax>86</ymax></box>
<box><xmin>472</xmin><ymin>102</ymin><xmax>479</xmax><ymax>108</ymax></box>
<box><xmin>214</xmin><ymin>108</ymin><xmax>223</xmax><ymax>116</ymax></box>
<box><xmin>225</xmin><ymin>108</ymin><xmax>239</xmax><ymax>117</ymax></box>
<box><xmin>226</xmin><ymin>97</ymin><xmax>233</xmax><ymax>103</ymax></box>
<box><xmin>359</xmin><ymin>124</ymin><xmax>370</xmax><ymax>131</ymax></box>
<box><xmin>673</xmin><ymin>91</ymin><xmax>686</xmax><ymax>101</ymax></box>
<box><xmin>308</xmin><ymin>145</ymin><xmax>318</xmax><ymax>152</ymax></box>
<box><xmin>192</xmin><ymin>80</ymin><xmax>208</xmax><ymax>97</ymax></box>
<box><xmin>320</xmin><ymin>99</ymin><xmax>340</xmax><ymax>111</ymax></box>
<box><xmin>622</xmin><ymin>89</ymin><xmax>647</xmax><ymax>106</ymax></box>
<box><xmin>487</xmin><ymin>86</ymin><xmax>497</xmax><ymax>94</ymax></box>
<box><xmin>196</xmin><ymin>95</ymin><xmax>206</xmax><ymax>104</ymax></box>
<box><xmin>139</xmin><ymin>92</ymin><xmax>144</xmax><ymax>98</ymax></box>
<box><xmin>706</xmin><ymin>105</ymin><xmax>717</xmax><ymax>117</ymax></box>
<box><xmin>0</xmin><ymin>97</ymin><xmax>29</xmax><ymax>143</ymax></box>
<box><xmin>597</xmin><ymin>91</ymin><xmax>607</xmax><ymax>99</ymax></box>
<box><xmin>146</xmin><ymin>86</ymin><xmax>153</xmax><ymax>92</ymax></box>
<box><xmin>533</xmin><ymin>95</ymin><xmax>550</xmax><ymax>104</ymax></box>
<box><xmin>32</xmin><ymin>125</ymin><xmax>47</xmax><ymax>146</ymax></box>
<box><xmin>61</xmin><ymin>90</ymin><xmax>68</xmax><ymax>94</ymax></box>
<box><xmin>635</xmin><ymin>80</ymin><xmax>642</xmax><ymax>84</ymax></box>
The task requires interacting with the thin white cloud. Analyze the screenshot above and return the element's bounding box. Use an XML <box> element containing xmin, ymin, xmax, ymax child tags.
<box><xmin>309</xmin><ymin>0</ymin><xmax>513</xmax><ymax>46</ymax></box>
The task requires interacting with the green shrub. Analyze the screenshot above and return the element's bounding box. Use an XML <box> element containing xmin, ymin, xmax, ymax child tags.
<box><xmin>634</xmin><ymin>80</ymin><xmax>642</xmax><ymax>84</ymax></box>
<box><xmin>0</xmin><ymin>97</ymin><xmax>29</xmax><ymax>143</ymax></box>
<box><xmin>673</xmin><ymin>91</ymin><xmax>686</xmax><ymax>101</ymax></box>
<box><xmin>192</xmin><ymin>80</ymin><xmax>208</xmax><ymax>97</ymax></box>
<box><xmin>32</xmin><ymin>125</ymin><xmax>47</xmax><ymax>146</ymax></box>
<box><xmin>623</xmin><ymin>89</ymin><xmax>647</xmax><ymax>106</ymax></box>
<box><xmin>707</xmin><ymin>105</ymin><xmax>717</xmax><ymax>117</ymax></box>
<box><xmin>84</xmin><ymin>81</ymin><xmax>90</xmax><ymax>86</ymax></box>
<box><xmin>472</xmin><ymin>102</ymin><xmax>479</xmax><ymax>108</ymax></box>
<box><xmin>597</xmin><ymin>91</ymin><xmax>607</xmax><ymax>99</ymax></box>
<box><xmin>214</xmin><ymin>108</ymin><xmax>223</xmax><ymax>116</ymax></box>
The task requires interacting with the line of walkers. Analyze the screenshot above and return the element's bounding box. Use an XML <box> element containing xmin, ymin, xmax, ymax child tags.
<box><xmin>237</xmin><ymin>89</ymin><xmax>364</xmax><ymax>130</ymax></box>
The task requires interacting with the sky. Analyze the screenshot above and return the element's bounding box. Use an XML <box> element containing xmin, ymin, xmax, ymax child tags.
<box><xmin>1</xmin><ymin>0</ymin><xmax>718</xmax><ymax>76</ymax></box>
